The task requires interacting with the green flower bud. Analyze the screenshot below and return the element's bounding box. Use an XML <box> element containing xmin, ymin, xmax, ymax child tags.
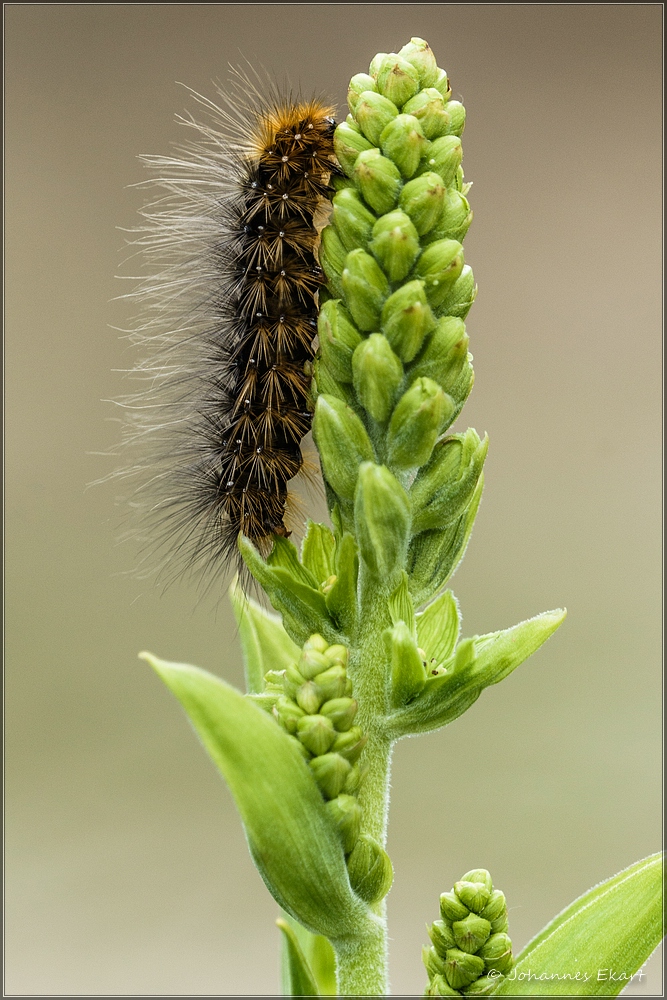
<box><xmin>425</xmin><ymin>189</ymin><xmax>473</xmax><ymax>245</ymax></box>
<box><xmin>354</xmin><ymin>462</ymin><xmax>411</xmax><ymax>581</ymax></box>
<box><xmin>333</xmin><ymin>121</ymin><xmax>374</xmax><ymax>175</ymax></box>
<box><xmin>407</xmin><ymin>475</ymin><xmax>483</xmax><ymax>606</ymax></box>
<box><xmin>463</xmin><ymin>975</ymin><xmax>498</xmax><ymax>996</ymax></box>
<box><xmin>436</xmin><ymin>265</ymin><xmax>477</xmax><ymax>320</ymax></box>
<box><xmin>480</xmin><ymin>890</ymin><xmax>506</xmax><ymax>923</ymax></box>
<box><xmin>403</xmin><ymin>88</ymin><xmax>451</xmax><ymax>139</ymax></box>
<box><xmin>283</xmin><ymin>662</ymin><xmax>307</xmax><ymax>699</ymax></box>
<box><xmin>309</xmin><ymin>751</ymin><xmax>352</xmax><ymax>799</ymax></box>
<box><xmin>369</xmin><ymin>210</ymin><xmax>421</xmax><ymax>283</ymax></box>
<box><xmin>455</xmin><ymin>872</ymin><xmax>493</xmax><ymax>913</ymax></box>
<box><xmin>375</xmin><ymin>53</ymin><xmax>421</xmax><ymax>108</ymax></box>
<box><xmin>414</xmin><ymin>239</ymin><xmax>465</xmax><ymax>309</ymax></box>
<box><xmin>313</xmin><ymin>664</ymin><xmax>348</xmax><ymax>702</ymax></box>
<box><xmin>409</xmin><ymin>316</ymin><xmax>469</xmax><ymax>394</ymax></box>
<box><xmin>341</xmin><ymin>247</ymin><xmax>390</xmax><ymax>331</ymax></box>
<box><xmin>273</xmin><ymin>695</ymin><xmax>305</xmax><ymax>734</ymax></box>
<box><xmin>440</xmin><ymin>890</ymin><xmax>470</xmax><ymax>923</ymax></box>
<box><xmin>381</xmin><ymin>279</ymin><xmax>435</xmax><ymax>362</ymax></box>
<box><xmin>343</xmin><ymin>763</ymin><xmax>363</xmax><ymax>794</ymax></box>
<box><xmin>489</xmin><ymin>913</ymin><xmax>509</xmax><ymax>935</ymax></box>
<box><xmin>423</xmin><ymin>944</ymin><xmax>447</xmax><ymax>979</ymax></box>
<box><xmin>331</xmin><ymin>726</ymin><xmax>367</xmax><ymax>764</ymax></box>
<box><xmin>331</xmin><ymin>187</ymin><xmax>376</xmax><ymax>253</ymax></box>
<box><xmin>368</xmin><ymin>52</ymin><xmax>389</xmax><ymax>78</ymax></box>
<box><xmin>386</xmin><ymin>620</ymin><xmax>427</xmax><ymax>708</ymax></box>
<box><xmin>344</xmin><ymin>114</ymin><xmax>361</xmax><ymax>132</ymax></box>
<box><xmin>398</xmin><ymin>37</ymin><xmax>440</xmax><ymax>88</ymax></box>
<box><xmin>295</xmin><ymin>680</ymin><xmax>325</xmax><ymax>715</ymax></box>
<box><xmin>355</xmin><ymin>91</ymin><xmax>399</xmax><ymax>146</ymax></box>
<box><xmin>419</xmin><ymin>136</ymin><xmax>463</xmax><ymax>187</ymax></box>
<box><xmin>432</xmin><ymin>68</ymin><xmax>452</xmax><ymax>102</ymax></box>
<box><xmin>312</xmin><ymin>356</ymin><xmax>356</xmax><ymax>407</ymax></box>
<box><xmin>319</xmin><ymin>696</ymin><xmax>358</xmax><ymax>732</ymax></box>
<box><xmin>430</xmin><ymin>974</ymin><xmax>460</xmax><ymax>997</ymax></box>
<box><xmin>352</xmin><ymin>334</ymin><xmax>403</xmax><ymax>423</ymax></box>
<box><xmin>296</xmin><ymin>713</ymin><xmax>336</xmax><ymax>755</ymax></box>
<box><xmin>347</xmin><ymin>833</ymin><xmax>394</xmax><ymax>904</ymax></box>
<box><xmin>411</xmin><ymin>431</ymin><xmax>488</xmax><ymax>534</ymax></box>
<box><xmin>379</xmin><ymin>114</ymin><xmax>428</xmax><ymax>179</ymax></box>
<box><xmin>387</xmin><ymin>378</ymin><xmax>453</xmax><ymax>470</ymax></box>
<box><xmin>478</xmin><ymin>933</ymin><xmax>513</xmax><ymax>975</ymax></box>
<box><xmin>317</xmin><ymin>298</ymin><xmax>363</xmax><ymax>383</ymax></box>
<box><xmin>353</xmin><ymin>148</ymin><xmax>403</xmax><ymax>216</ymax></box>
<box><xmin>428</xmin><ymin>919</ymin><xmax>457</xmax><ymax>957</ymax></box>
<box><xmin>299</xmin><ymin>647</ymin><xmax>330</xmax><ymax>680</ymax></box>
<box><xmin>444</xmin><ymin>100</ymin><xmax>466</xmax><ymax>136</ymax></box>
<box><xmin>348</xmin><ymin>72</ymin><xmax>377</xmax><ymax>113</ymax></box>
<box><xmin>399</xmin><ymin>172</ymin><xmax>446</xmax><ymax>236</ymax></box>
<box><xmin>443</xmin><ymin>950</ymin><xmax>485</xmax><ymax>991</ymax></box>
<box><xmin>323</xmin><ymin>643</ymin><xmax>349</xmax><ymax>668</ymax></box>
<box><xmin>452</xmin><ymin>913</ymin><xmax>492</xmax><ymax>954</ymax></box>
<box><xmin>319</xmin><ymin>225</ymin><xmax>347</xmax><ymax>297</ymax></box>
<box><xmin>325</xmin><ymin>793</ymin><xmax>362</xmax><ymax>854</ymax></box>
<box><xmin>312</xmin><ymin>395</ymin><xmax>375</xmax><ymax>502</ymax></box>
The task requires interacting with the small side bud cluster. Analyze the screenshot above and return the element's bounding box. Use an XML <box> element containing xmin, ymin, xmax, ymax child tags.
<box><xmin>314</xmin><ymin>37</ymin><xmax>485</xmax><ymax>605</ymax></box>
<box><xmin>423</xmin><ymin>869</ymin><xmax>513</xmax><ymax>996</ymax></box>
<box><xmin>265</xmin><ymin>635</ymin><xmax>392</xmax><ymax>904</ymax></box>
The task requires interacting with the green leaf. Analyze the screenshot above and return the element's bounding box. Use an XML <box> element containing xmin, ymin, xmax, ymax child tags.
<box><xmin>416</xmin><ymin>588</ymin><xmax>460</xmax><ymax>666</ymax></box>
<box><xmin>239</xmin><ymin>536</ymin><xmax>339</xmax><ymax>646</ymax></box>
<box><xmin>142</xmin><ymin>653</ymin><xmax>371</xmax><ymax>940</ymax></box>
<box><xmin>229</xmin><ymin>580</ymin><xmax>300</xmax><ymax>694</ymax></box>
<box><xmin>277</xmin><ymin>918</ymin><xmax>321</xmax><ymax>996</ymax></box>
<box><xmin>301</xmin><ymin>522</ymin><xmax>337</xmax><ymax>588</ymax></box>
<box><xmin>324</xmin><ymin>532</ymin><xmax>359</xmax><ymax>636</ymax></box>
<box><xmin>385</xmin><ymin>610</ymin><xmax>566</xmax><ymax>738</ymax></box>
<box><xmin>279</xmin><ymin>915</ymin><xmax>337</xmax><ymax>996</ymax></box>
<box><xmin>388</xmin><ymin>571</ymin><xmax>416</xmax><ymax>635</ymax></box>
<box><xmin>493</xmin><ymin>853</ymin><xmax>665</xmax><ymax>996</ymax></box>
<box><xmin>268</xmin><ymin>535</ymin><xmax>320</xmax><ymax>590</ymax></box>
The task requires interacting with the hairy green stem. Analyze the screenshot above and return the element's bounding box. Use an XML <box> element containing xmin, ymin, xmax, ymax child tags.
<box><xmin>334</xmin><ymin>919</ymin><xmax>388</xmax><ymax>997</ymax></box>
<box><xmin>333</xmin><ymin>578</ymin><xmax>394</xmax><ymax>994</ymax></box>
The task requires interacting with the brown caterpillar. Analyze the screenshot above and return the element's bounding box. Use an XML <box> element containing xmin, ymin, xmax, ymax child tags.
<box><xmin>115</xmin><ymin>73</ymin><xmax>337</xmax><ymax>584</ymax></box>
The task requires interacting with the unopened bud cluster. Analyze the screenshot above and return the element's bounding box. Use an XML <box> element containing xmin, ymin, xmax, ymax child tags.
<box><xmin>423</xmin><ymin>869</ymin><xmax>513</xmax><ymax>996</ymax></box>
<box><xmin>314</xmin><ymin>38</ymin><xmax>485</xmax><ymax>602</ymax></box>
<box><xmin>264</xmin><ymin>635</ymin><xmax>392</xmax><ymax>904</ymax></box>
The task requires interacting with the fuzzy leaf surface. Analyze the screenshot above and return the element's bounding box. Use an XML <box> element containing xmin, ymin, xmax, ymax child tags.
<box><xmin>143</xmin><ymin>653</ymin><xmax>370</xmax><ymax>940</ymax></box>
<box><xmin>493</xmin><ymin>853</ymin><xmax>664</xmax><ymax>995</ymax></box>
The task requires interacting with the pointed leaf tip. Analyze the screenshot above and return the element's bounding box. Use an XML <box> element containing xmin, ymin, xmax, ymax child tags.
<box><xmin>277</xmin><ymin>918</ymin><xmax>321</xmax><ymax>997</ymax></box>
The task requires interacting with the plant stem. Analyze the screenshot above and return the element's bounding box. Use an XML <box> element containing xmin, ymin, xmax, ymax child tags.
<box><xmin>334</xmin><ymin>918</ymin><xmax>388</xmax><ymax>997</ymax></box>
<box><xmin>335</xmin><ymin>573</ymin><xmax>394</xmax><ymax>995</ymax></box>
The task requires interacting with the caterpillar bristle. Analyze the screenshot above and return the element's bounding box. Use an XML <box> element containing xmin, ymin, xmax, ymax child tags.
<box><xmin>112</xmin><ymin>71</ymin><xmax>338</xmax><ymax>589</ymax></box>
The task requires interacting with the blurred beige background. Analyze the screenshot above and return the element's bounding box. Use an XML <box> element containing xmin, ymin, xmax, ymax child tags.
<box><xmin>5</xmin><ymin>5</ymin><xmax>662</xmax><ymax>996</ymax></box>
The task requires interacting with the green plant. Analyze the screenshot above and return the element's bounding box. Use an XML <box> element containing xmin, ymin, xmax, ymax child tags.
<box><xmin>140</xmin><ymin>38</ymin><xmax>663</xmax><ymax>997</ymax></box>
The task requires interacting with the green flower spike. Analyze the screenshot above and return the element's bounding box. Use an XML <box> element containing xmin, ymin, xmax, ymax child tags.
<box><xmin>266</xmin><ymin>633</ymin><xmax>392</xmax><ymax>905</ymax></box>
<box><xmin>423</xmin><ymin>869</ymin><xmax>514</xmax><ymax>996</ymax></box>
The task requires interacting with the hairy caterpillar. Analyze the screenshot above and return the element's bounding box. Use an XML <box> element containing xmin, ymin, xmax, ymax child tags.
<box><xmin>116</xmin><ymin>72</ymin><xmax>337</xmax><ymax>584</ymax></box>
